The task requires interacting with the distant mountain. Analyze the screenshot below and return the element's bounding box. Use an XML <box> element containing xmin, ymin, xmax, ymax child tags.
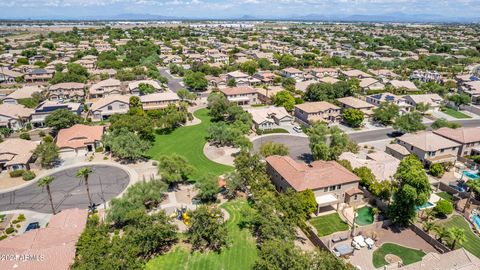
<box><xmin>289</xmin><ymin>12</ymin><xmax>478</xmax><ymax>23</ymax></box>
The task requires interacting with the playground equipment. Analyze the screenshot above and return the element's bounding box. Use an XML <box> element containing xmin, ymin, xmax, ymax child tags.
<box><xmin>175</xmin><ymin>206</ymin><xmax>190</xmax><ymax>225</ymax></box>
<box><xmin>182</xmin><ymin>212</ymin><xmax>190</xmax><ymax>225</ymax></box>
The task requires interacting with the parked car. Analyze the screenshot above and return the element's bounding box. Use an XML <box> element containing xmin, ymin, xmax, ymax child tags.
<box><xmin>293</xmin><ymin>126</ymin><xmax>303</xmax><ymax>133</ymax></box>
<box><xmin>25</xmin><ymin>222</ymin><xmax>40</xmax><ymax>232</ymax></box>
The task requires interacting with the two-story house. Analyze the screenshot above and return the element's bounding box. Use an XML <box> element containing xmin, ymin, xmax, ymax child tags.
<box><xmin>31</xmin><ymin>101</ymin><xmax>82</xmax><ymax>128</ymax></box>
<box><xmin>89</xmin><ymin>78</ymin><xmax>122</xmax><ymax>99</ymax></box>
<box><xmin>48</xmin><ymin>82</ymin><xmax>85</xmax><ymax>101</ymax></box>
<box><xmin>294</xmin><ymin>101</ymin><xmax>341</xmax><ymax>125</ymax></box>
<box><xmin>220</xmin><ymin>87</ymin><xmax>259</xmax><ymax>106</ymax></box>
<box><xmin>265</xmin><ymin>155</ymin><xmax>363</xmax><ymax>213</ymax></box>
<box><xmin>336</xmin><ymin>96</ymin><xmax>375</xmax><ymax>120</ymax></box>
<box><xmin>433</xmin><ymin>127</ymin><xmax>480</xmax><ymax>157</ymax></box>
<box><xmin>89</xmin><ymin>95</ymin><xmax>130</xmax><ymax>121</ymax></box>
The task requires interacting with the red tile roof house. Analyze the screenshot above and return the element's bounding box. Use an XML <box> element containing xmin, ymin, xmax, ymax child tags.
<box><xmin>220</xmin><ymin>87</ymin><xmax>259</xmax><ymax>106</ymax></box>
<box><xmin>56</xmin><ymin>124</ymin><xmax>105</xmax><ymax>157</ymax></box>
<box><xmin>433</xmin><ymin>127</ymin><xmax>480</xmax><ymax>157</ymax></box>
<box><xmin>265</xmin><ymin>155</ymin><xmax>363</xmax><ymax>214</ymax></box>
<box><xmin>0</xmin><ymin>208</ymin><xmax>88</xmax><ymax>270</ymax></box>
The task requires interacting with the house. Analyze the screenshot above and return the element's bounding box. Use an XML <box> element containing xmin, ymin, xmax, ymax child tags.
<box><xmin>295</xmin><ymin>80</ymin><xmax>318</xmax><ymax>92</ymax></box>
<box><xmin>220</xmin><ymin>87</ymin><xmax>259</xmax><ymax>106</ymax></box>
<box><xmin>387</xmin><ymin>131</ymin><xmax>460</xmax><ymax>165</ymax></box>
<box><xmin>359</xmin><ymin>77</ymin><xmax>384</xmax><ymax>91</ymax></box>
<box><xmin>265</xmin><ymin>155</ymin><xmax>363</xmax><ymax>212</ymax></box>
<box><xmin>433</xmin><ymin>127</ymin><xmax>480</xmax><ymax>157</ymax></box>
<box><xmin>340</xmin><ymin>69</ymin><xmax>372</xmax><ymax>79</ymax></box>
<box><xmin>280</xmin><ymin>67</ymin><xmax>303</xmax><ymax>80</ymax></box>
<box><xmin>368</xmin><ymin>69</ymin><xmax>400</xmax><ymax>80</ymax></box>
<box><xmin>31</xmin><ymin>101</ymin><xmax>82</xmax><ymax>128</ymax></box>
<box><xmin>310</xmin><ymin>67</ymin><xmax>339</xmax><ymax>78</ymax></box>
<box><xmin>339</xmin><ymin>151</ymin><xmax>400</xmax><ymax>182</ymax></box>
<box><xmin>460</xmin><ymin>81</ymin><xmax>480</xmax><ymax>104</ymax></box>
<box><xmin>294</xmin><ymin>101</ymin><xmax>341</xmax><ymax>125</ymax></box>
<box><xmin>336</xmin><ymin>96</ymin><xmax>375</xmax><ymax>119</ymax></box>
<box><xmin>209</xmin><ymin>53</ymin><xmax>229</xmax><ymax>65</ymax></box>
<box><xmin>366</xmin><ymin>92</ymin><xmax>413</xmax><ymax>113</ymax></box>
<box><xmin>56</xmin><ymin>124</ymin><xmax>104</xmax><ymax>156</ymax></box>
<box><xmin>48</xmin><ymin>82</ymin><xmax>85</xmax><ymax>101</ymax></box>
<box><xmin>0</xmin><ymin>103</ymin><xmax>33</xmax><ymax>130</ymax></box>
<box><xmin>0</xmin><ymin>68</ymin><xmax>23</xmax><ymax>84</ymax></box>
<box><xmin>128</xmin><ymin>80</ymin><xmax>162</xmax><ymax>96</ymax></box>
<box><xmin>410</xmin><ymin>70</ymin><xmax>442</xmax><ymax>83</ymax></box>
<box><xmin>163</xmin><ymin>55</ymin><xmax>183</xmax><ymax>65</ymax></box>
<box><xmin>2</xmin><ymin>85</ymin><xmax>43</xmax><ymax>104</ymax></box>
<box><xmin>226</xmin><ymin>71</ymin><xmax>252</xmax><ymax>86</ymax></box>
<box><xmin>246</xmin><ymin>106</ymin><xmax>293</xmax><ymax>130</ymax></box>
<box><xmin>89</xmin><ymin>95</ymin><xmax>130</xmax><ymax>121</ymax></box>
<box><xmin>398</xmin><ymin>248</ymin><xmax>480</xmax><ymax>270</ymax></box>
<box><xmin>140</xmin><ymin>92</ymin><xmax>180</xmax><ymax>110</ymax></box>
<box><xmin>0</xmin><ymin>208</ymin><xmax>88</xmax><ymax>270</ymax></box>
<box><xmin>255</xmin><ymin>86</ymin><xmax>284</xmax><ymax>103</ymax></box>
<box><xmin>404</xmin><ymin>94</ymin><xmax>443</xmax><ymax>112</ymax></box>
<box><xmin>253</xmin><ymin>71</ymin><xmax>277</xmax><ymax>85</ymax></box>
<box><xmin>0</xmin><ymin>139</ymin><xmax>37</xmax><ymax>171</ymax></box>
<box><xmin>23</xmin><ymin>69</ymin><xmax>54</xmax><ymax>83</ymax></box>
<box><xmin>28</xmin><ymin>55</ymin><xmax>45</xmax><ymax>65</ymax></box>
<box><xmin>89</xmin><ymin>78</ymin><xmax>122</xmax><ymax>99</ymax></box>
<box><xmin>387</xmin><ymin>80</ymin><xmax>419</xmax><ymax>92</ymax></box>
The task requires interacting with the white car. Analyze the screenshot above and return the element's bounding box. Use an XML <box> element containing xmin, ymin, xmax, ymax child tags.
<box><xmin>293</xmin><ymin>126</ymin><xmax>302</xmax><ymax>133</ymax></box>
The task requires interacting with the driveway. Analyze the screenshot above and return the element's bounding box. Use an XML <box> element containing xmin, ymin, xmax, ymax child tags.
<box><xmin>0</xmin><ymin>165</ymin><xmax>130</xmax><ymax>213</ymax></box>
<box><xmin>159</xmin><ymin>67</ymin><xmax>184</xmax><ymax>92</ymax></box>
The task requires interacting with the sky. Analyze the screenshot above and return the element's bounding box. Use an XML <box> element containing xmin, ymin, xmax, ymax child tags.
<box><xmin>0</xmin><ymin>0</ymin><xmax>479</xmax><ymax>20</ymax></box>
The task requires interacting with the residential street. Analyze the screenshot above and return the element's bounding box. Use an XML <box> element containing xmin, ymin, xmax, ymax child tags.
<box><xmin>159</xmin><ymin>67</ymin><xmax>184</xmax><ymax>92</ymax></box>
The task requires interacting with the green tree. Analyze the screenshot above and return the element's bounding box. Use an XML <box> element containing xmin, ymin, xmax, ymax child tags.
<box><xmin>187</xmin><ymin>205</ymin><xmax>228</xmax><ymax>252</ymax></box>
<box><xmin>102</xmin><ymin>128</ymin><xmax>151</xmax><ymax>161</ymax></box>
<box><xmin>429</xmin><ymin>163</ymin><xmax>445</xmax><ymax>177</ymax></box>
<box><xmin>177</xmin><ymin>89</ymin><xmax>196</xmax><ymax>101</ymax></box>
<box><xmin>50</xmin><ymin>63</ymin><xmax>89</xmax><ymax>84</ymax></box>
<box><xmin>299</xmin><ymin>189</ymin><xmax>317</xmax><ymax>218</ymax></box>
<box><xmin>38</xmin><ymin>176</ymin><xmax>56</xmax><ymax>214</ymax></box>
<box><xmin>259</xmin><ymin>142</ymin><xmax>289</xmax><ymax>157</ymax></box>
<box><xmin>448</xmin><ymin>93</ymin><xmax>471</xmax><ymax>107</ymax></box>
<box><xmin>129</xmin><ymin>96</ymin><xmax>142</xmax><ymax>108</ymax></box>
<box><xmin>45</xmin><ymin>109</ymin><xmax>83</xmax><ymax>130</ymax></box>
<box><xmin>157</xmin><ymin>154</ymin><xmax>193</xmax><ymax>187</ymax></box>
<box><xmin>393</xmin><ymin>112</ymin><xmax>425</xmax><ymax>133</ymax></box>
<box><xmin>77</xmin><ymin>167</ymin><xmax>93</xmax><ymax>207</ymax></box>
<box><xmin>434</xmin><ymin>199</ymin><xmax>453</xmax><ymax>217</ymax></box>
<box><xmin>342</xmin><ymin>108</ymin><xmax>364</xmax><ymax>128</ymax></box>
<box><xmin>138</xmin><ymin>83</ymin><xmax>156</xmax><ymax>95</ymax></box>
<box><xmin>240</xmin><ymin>60</ymin><xmax>258</xmax><ymax>76</ymax></box>
<box><xmin>207</xmin><ymin>92</ymin><xmax>229</xmax><ymax>120</ymax></box>
<box><xmin>373</xmin><ymin>102</ymin><xmax>399</xmax><ymax>125</ymax></box>
<box><xmin>273</xmin><ymin>91</ymin><xmax>296</xmax><ymax>112</ymax></box>
<box><xmin>254</xmin><ymin>239</ymin><xmax>310</xmax><ymax>270</ymax></box>
<box><xmin>431</xmin><ymin>118</ymin><xmax>461</xmax><ymax>130</ymax></box>
<box><xmin>389</xmin><ymin>155</ymin><xmax>431</xmax><ymax>226</ymax></box>
<box><xmin>184</xmin><ymin>71</ymin><xmax>208</xmax><ymax>91</ymax></box>
<box><xmin>353</xmin><ymin>166</ymin><xmax>376</xmax><ymax>187</ymax></box>
<box><xmin>415</xmin><ymin>102</ymin><xmax>430</xmax><ymax>115</ymax></box>
<box><xmin>196</xmin><ymin>176</ymin><xmax>219</xmax><ymax>202</ymax></box>
<box><xmin>448</xmin><ymin>227</ymin><xmax>466</xmax><ymax>249</ymax></box>
<box><xmin>227</xmin><ymin>78</ymin><xmax>237</xmax><ymax>87</ymax></box>
<box><xmin>33</xmin><ymin>140</ymin><xmax>59</xmax><ymax>169</ymax></box>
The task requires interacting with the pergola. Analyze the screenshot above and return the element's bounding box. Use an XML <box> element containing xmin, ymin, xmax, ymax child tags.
<box><xmin>315</xmin><ymin>194</ymin><xmax>339</xmax><ymax>215</ymax></box>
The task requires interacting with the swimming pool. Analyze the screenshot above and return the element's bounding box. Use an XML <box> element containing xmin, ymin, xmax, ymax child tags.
<box><xmin>463</xmin><ymin>170</ymin><xmax>480</xmax><ymax>179</ymax></box>
<box><xmin>473</xmin><ymin>215</ymin><xmax>480</xmax><ymax>229</ymax></box>
<box><xmin>416</xmin><ymin>202</ymin><xmax>434</xmax><ymax>211</ymax></box>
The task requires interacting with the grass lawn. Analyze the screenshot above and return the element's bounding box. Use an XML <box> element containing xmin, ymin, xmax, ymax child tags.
<box><xmin>438</xmin><ymin>215</ymin><xmax>480</xmax><ymax>258</ymax></box>
<box><xmin>441</xmin><ymin>108</ymin><xmax>472</xmax><ymax>119</ymax></box>
<box><xmin>372</xmin><ymin>243</ymin><xmax>426</xmax><ymax>268</ymax></box>
<box><xmin>355</xmin><ymin>206</ymin><xmax>374</xmax><ymax>226</ymax></box>
<box><xmin>146</xmin><ymin>108</ymin><xmax>233</xmax><ymax>180</ymax></box>
<box><xmin>436</xmin><ymin>192</ymin><xmax>454</xmax><ymax>202</ymax></box>
<box><xmin>310</xmin><ymin>213</ymin><xmax>349</xmax><ymax>237</ymax></box>
<box><xmin>145</xmin><ymin>200</ymin><xmax>257</xmax><ymax>270</ymax></box>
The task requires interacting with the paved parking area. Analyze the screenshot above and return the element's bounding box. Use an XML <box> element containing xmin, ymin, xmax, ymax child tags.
<box><xmin>0</xmin><ymin>165</ymin><xmax>130</xmax><ymax>213</ymax></box>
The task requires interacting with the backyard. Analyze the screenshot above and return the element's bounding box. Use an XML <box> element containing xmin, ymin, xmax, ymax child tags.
<box><xmin>310</xmin><ymin>213</ymin><xmax>349</xmax><ymax>237</ymax></box>
<box><xmin>372</xmin><ymin>243</ymin><xmax>426</xmax><ymax>268</ymax></box>
<box><xmin>437</xmin><ymin>215</ymin><xmax>480</xmax><ymax>258</ymax></box>
<box><xmin>147</xmin><ymin>108</ymin><xmax>233</xmax><ymax>180</ymax></box>
<box><xmin>441</xmin><ymin>108</ymin><xmax>471</xmax><ymax>119</ymax></box>
<box><xmin>146</xmin><ymin>200</ymin><xmax>257</xmax><ymax>270</ymax></box>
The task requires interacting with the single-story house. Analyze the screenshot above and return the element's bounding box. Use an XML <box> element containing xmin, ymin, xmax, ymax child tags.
<box><xmin>246</xmin><ymin>106</ymin><xmax>293</xmax><ymax>130</ymax></box>
<box><xmin>0</xmin><ymin>139</ymin><xmax>37</xmax><ymax>171</ymax></box>
<box><xmin>0</xmin><ymin>103</ymin><xmax>33</xmax><ymax>130</ymax></box>
<box><xmin>403</xmin><ymin>94</ymin><xmax>443</xmax><ymax>112</ymax></box>
<box><xmin>56</xmin><ymin>124</ymin><xmax>105</xmax><ymax>156</ymax></box>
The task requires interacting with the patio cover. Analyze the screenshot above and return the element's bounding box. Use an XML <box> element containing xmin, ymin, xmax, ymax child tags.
<box><xmin>316</xmin><ymin>194</ymin><xmax>338</xmax><ymax>207</ymax></box>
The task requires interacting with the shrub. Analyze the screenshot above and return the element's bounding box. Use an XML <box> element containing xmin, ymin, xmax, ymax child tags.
<box><xmin>19</xmin><ymin>132</ymin><xmax>31</xmax><ymax>140</ymax></box>
<box><xmin>95</xmin><ymin>146</ymin><xmax>103</xmax><ymax>153</ymax></box>
<box><xmin>16</xmin><ymin>214</ymin><xmax>26</xmax><ymax>222</ymax></box>
<box><xmin>15</xmin><ymin>224</ymin><xmax>20</xmax><ymax>228</ymax></box>
<box><xmin>0</xmin><ymin>235</ymin><xmax>7</xmax><ymax>241</ymax></box>
<box><xmin>5</xmin><ymin>227</ymin><xmax>14</xmax><ymax>234</ymax></box>
<box><xmin>430</xmin><ymin>163</ymin><xmax>445</xmax><ymax>178</ymax></box>
<box><xmin>22</xmin><ymin>171</ymin><xmax>36</xmax><ymax>181</ymax></box>
<box><xmin>434</xmin><ymin>200</ymin><xmax>453</xmax><ymax>217</ymax></box>
<box><xmin>9</xmin><ymin>170</ymin><xmax>25</xmax><ymax>178</ymax></box>
<box><xmin>38</xmin><ymin>130</ymin><xmax>46</xmax><ymax>137</ymax></box>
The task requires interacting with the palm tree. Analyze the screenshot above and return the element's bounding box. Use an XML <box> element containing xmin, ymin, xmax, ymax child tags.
<box><xmin>448</xmin><ymin>227</ymin><xmax>466</xmax><ymax>249</ymax></box>
<box><xmin>38</xmin><ymin>176</ymin><xmax>56</xmax><ymax>215</ymax></box>
<box><xmin>434</xmin><ymin>225</ymin><xmax>450</xmax><ymax>243</ymax></box>
<box><xmin>464</xmin><ymin>181</ymin><xmax>480</xmax><ymax>213</ymax></box>
<box><xmin>423</xmin><ymin>221</ymin><xmax>435</xmax><ymax>233</ymax></box>
<box><xmin>76</xmin><ymin>167</ymin><xmax>93</xmax><ymax>206</ymax></box>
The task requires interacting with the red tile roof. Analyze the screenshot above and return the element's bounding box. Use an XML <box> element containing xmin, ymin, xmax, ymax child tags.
<box><xmin>266</xmin><ymin>155</ymin><xmax>360</xmax><ymax>191</ymax></box>
<box><xmin>56</xmin><ymin>124</ymin><xmax>104</xmax><ymax>150</ymax></box>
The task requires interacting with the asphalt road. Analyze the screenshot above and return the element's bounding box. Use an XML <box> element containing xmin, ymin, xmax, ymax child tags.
<box><xmin>159</xmin><ymin>68</ymin><xmax>184</xmax><ymax>92</ymax></box>
<box><xmin>0</xmin><ymin>165</ymin><xmax>130</xmax><ymax>213</ymax></box>
<box><xmin>252</xmin><ymin>119</ymin><xmax>480</xmax><ymax>162</ymax></box>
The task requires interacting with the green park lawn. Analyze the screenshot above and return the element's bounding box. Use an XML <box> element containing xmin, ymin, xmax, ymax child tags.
<box><xmin>146</xmin><ymin>108</ymin><xmax>233</xmax><ymax>180</ymax></box>
<box><xmin>145</xmin><ymin>200</ymin><xmax>257</xmax><ymax>270</ymax></box>
<box><xmin>438</xmin><ymin>215</ymin><xmax>480</xmax><ymax>258</ymax></box>
<box><xmin>441</xmin><ymin>108</ymin><xmax>471</xmax><ymax>119</ymax></box>
<box><xmin>372</xmin><ymin>243</ymin><xmax>426</xmax><ymax>268</ymax></box>
<box><xmin>310</xmin><ymin>213</ymin><xmax>349</xmax><ymax>237</ymax></box>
